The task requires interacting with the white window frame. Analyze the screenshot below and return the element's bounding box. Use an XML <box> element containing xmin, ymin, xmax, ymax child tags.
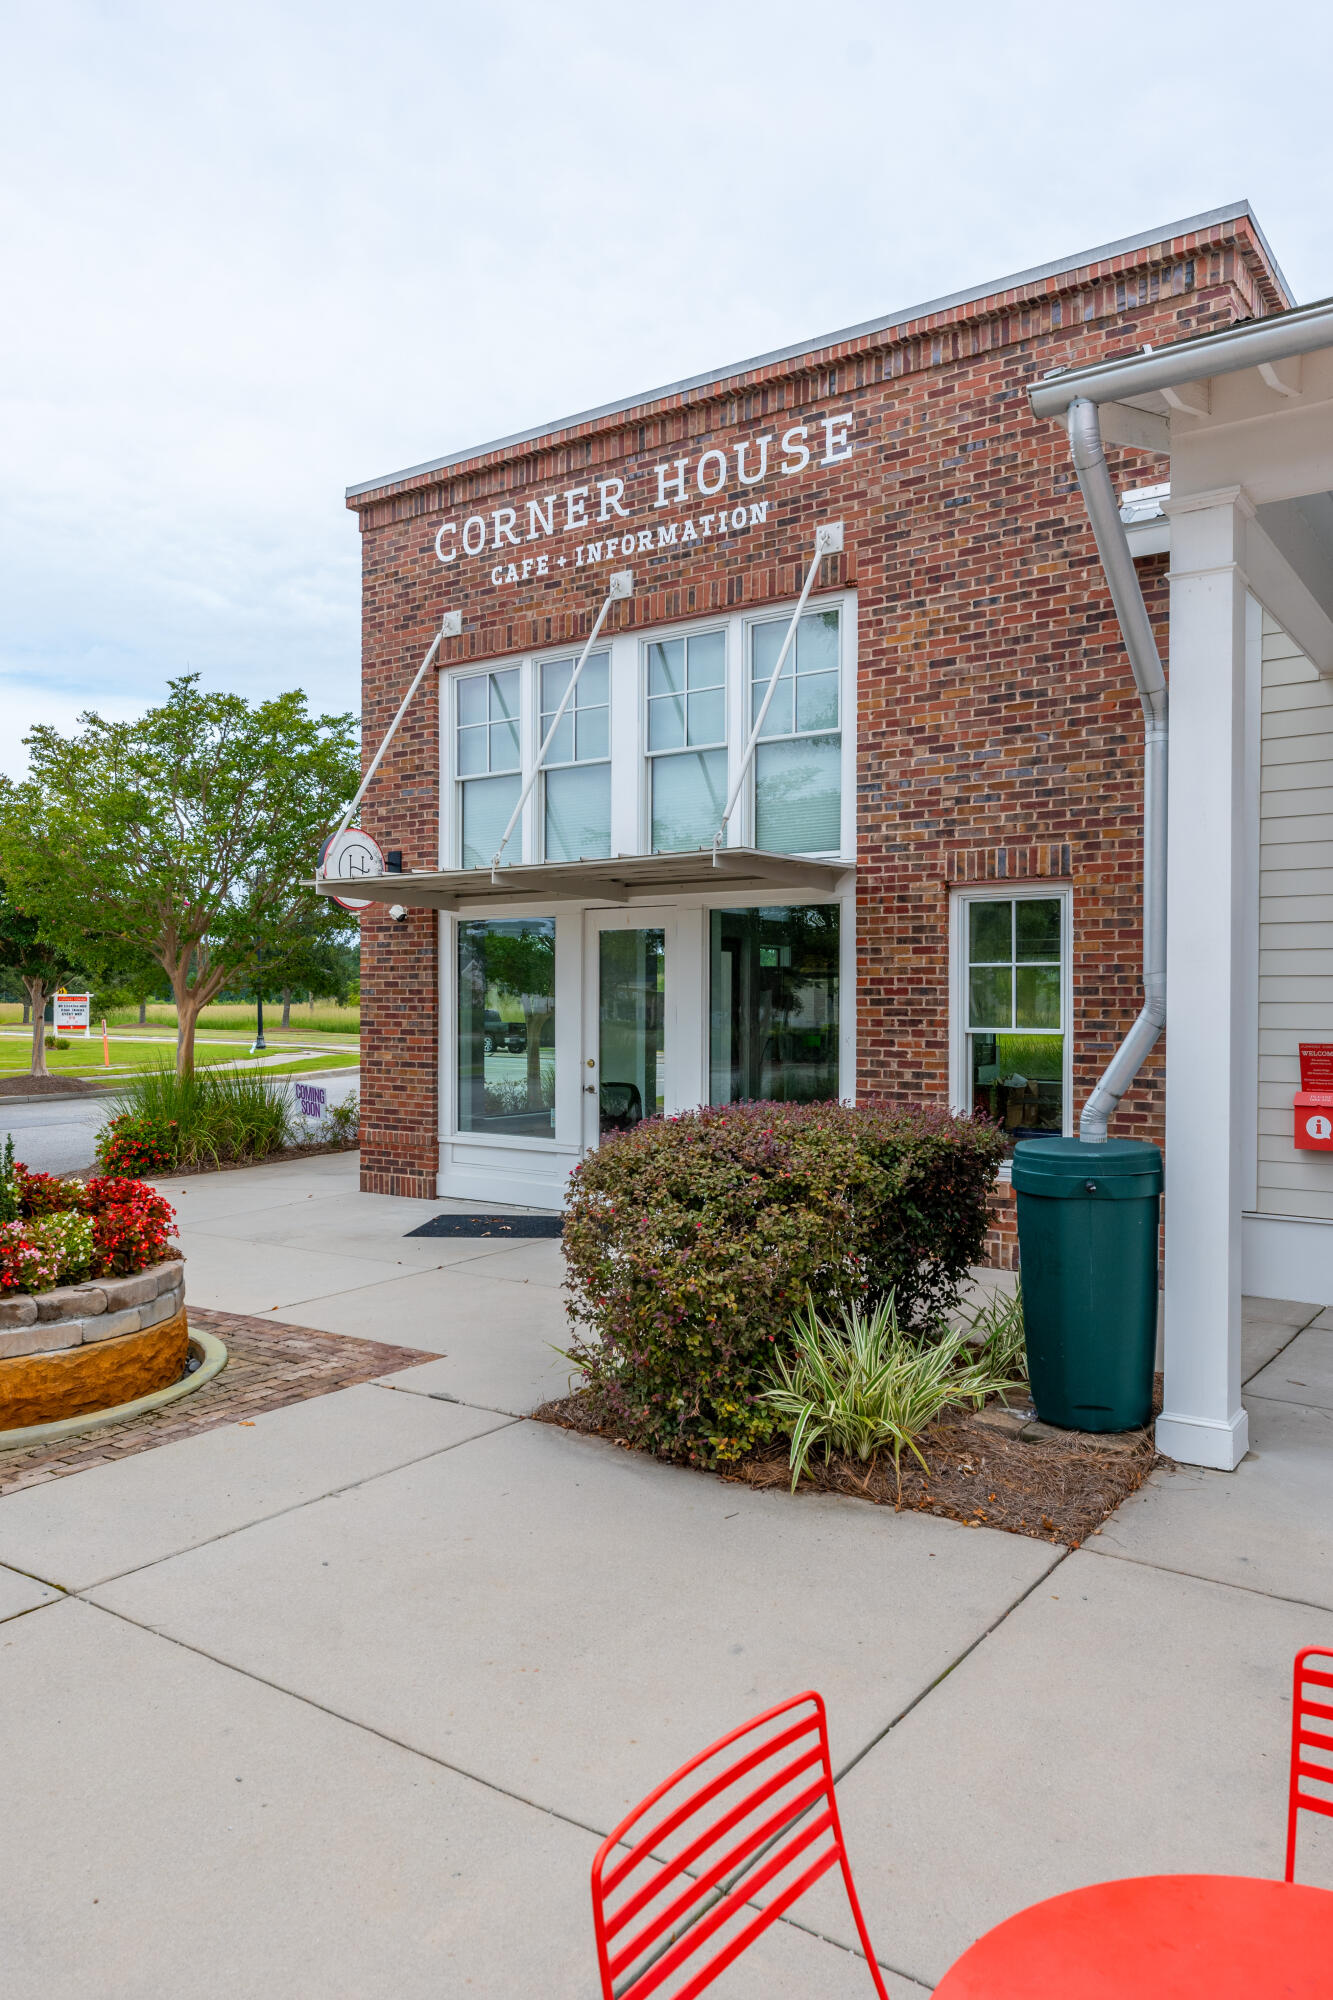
<box><xmin>948</xmin><ymin>882</ymin><xmax>1074</xmax><ymax>1151</ymax></box>
<box><xmin>640</xmin><ymin>619</ymin><xmax>731</xmax><ymax>856</ymax></box>
<box><xmin>536</xmin><ymin>643</ymin><xmax>613</xmax><ymax>864</ymax></box>
<box><xmin>439</xmin><ymin>589</ymin><xmax>857</xmax><ymax>871</ymax></box>
<box><xmin>741</xmin><ymin>602</ymin><xmax>847</xmax><ymax>860</ymax></box>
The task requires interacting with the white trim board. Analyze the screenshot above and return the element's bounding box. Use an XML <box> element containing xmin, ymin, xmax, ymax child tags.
<box><xmin>1242</xmin><ymin>1211</ymin><xmax>1333</xmax><ymax>1306</ymax></box>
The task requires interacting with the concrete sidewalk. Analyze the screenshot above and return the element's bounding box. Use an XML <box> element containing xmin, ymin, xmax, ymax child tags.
<box><xmin>0</xmin><ymin>1151</ymin><xmax>1329</xmax><ymax>1994</ymax></box>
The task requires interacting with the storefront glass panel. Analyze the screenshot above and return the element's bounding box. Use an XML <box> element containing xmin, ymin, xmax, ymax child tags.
<box><xmin>749</xmin><ymin>609</ymin><xmax>841</xmax><ymax>854</ymax></box>
<box><xmin>651</xmin><ymin>748</ymin><xmax>727</xmax><ymax>851</ymax></box>
<box><xmin>708</xmin><ymin>905</ymin><xmax>840</xmax><ymax>1103</ymax></box>
<box><xmin>598</xmin><ymin>928</ymin><xmax>665</xmax><ymax>1134</ymax></box>
<box><xmin>458</xmin><ymin>919</ymin><xmax>556</xmax><ymax>1138</ymax></box>
<box><xmin>965</xmin><ymin>896</ymin><xmax>1064</xmax><ymax>1141</ymax></box>
<box><xmin>461</xmin><ymin>773</ymin><xmax>520</xmax><ymax>870</ymax></box>
<box><xmin>541</xmin><ymin>652</ymin><xmax>610</xmax><ymax>860</ymax></box>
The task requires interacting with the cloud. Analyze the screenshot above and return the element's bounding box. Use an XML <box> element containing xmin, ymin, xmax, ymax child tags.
<box><xmin>2</xmin><ymin>0</ymin><xmax>1331</xmax><ymax>772</ymax></box>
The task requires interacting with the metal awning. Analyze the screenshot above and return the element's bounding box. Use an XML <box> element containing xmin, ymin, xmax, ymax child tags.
<box><xmin>311</xmin><ymin>847</ymin><xmax>851</xmax><ymax>912</ymax></box>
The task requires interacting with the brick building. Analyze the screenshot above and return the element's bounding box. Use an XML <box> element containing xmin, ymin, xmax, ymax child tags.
<box><xmin>334</xmin><ymin>202</ymin><xmax>1290</xmax><ymax>1264</ymax></box>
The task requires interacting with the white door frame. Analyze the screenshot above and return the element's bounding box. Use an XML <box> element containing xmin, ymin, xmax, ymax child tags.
<box><xmin>582</xmin><ymin>907</ymin><xmax>678</xmax><ymax>1152</ymax></box>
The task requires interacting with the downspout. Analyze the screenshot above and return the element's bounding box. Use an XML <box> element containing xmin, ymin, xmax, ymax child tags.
<box><xmin>1065</xmin><ymin>396</ymin><xmax>1169</xmax><ymax>1142</ymax></box>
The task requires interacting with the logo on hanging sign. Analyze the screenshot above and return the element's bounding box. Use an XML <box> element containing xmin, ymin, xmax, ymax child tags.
<box><xmin>319</xmin><ymin>830</ymin><xmax>385</xmax><ymax>912</ymax></box>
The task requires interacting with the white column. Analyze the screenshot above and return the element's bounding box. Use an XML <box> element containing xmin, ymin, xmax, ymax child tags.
<box><xmin>1157</xmin><ymin>487</ymin><xmax>1252</xmax><ymax>1469</ymax></box>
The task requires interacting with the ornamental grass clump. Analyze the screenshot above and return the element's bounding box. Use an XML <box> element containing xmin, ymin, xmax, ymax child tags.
<box><xmin>561</xmin><ymin>1099</ymin><xmax>1004</xmax><ymax>1470</ymax></box>
<box><xmin>98</xmin><ymin>1061</ymin><xmax>293</xmax><ymax>1172</ymax></box>
<box><xmin>763</xmin><ymin>1292</ymin><xmax>1012</xmax><ymax>1503</ymax></box>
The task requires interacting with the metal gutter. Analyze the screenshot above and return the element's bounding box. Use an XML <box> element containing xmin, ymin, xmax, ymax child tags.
<box><xmin>349</xmin><ymin>201</ymin><xmax>1282</xmax><ymax>501</ymax></box>
<box><xmin>1030</xmin><ymin>294</ymin><xmax>1333</xmax><ymax>418</ymax></box>
<box><xmin>1067</xmin><ymin>398</ymin><xmax>1169</xmax><ymax>1142</ymax></box>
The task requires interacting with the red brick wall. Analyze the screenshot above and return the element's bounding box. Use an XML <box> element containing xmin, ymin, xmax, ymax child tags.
<box><xmin>350</xmin><ymin>217</ymin><xmax>1285</xmax><ymax>1227</ymax></box>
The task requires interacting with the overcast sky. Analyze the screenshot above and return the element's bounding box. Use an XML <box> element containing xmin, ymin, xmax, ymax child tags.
<box><xmin>3</xmin><ymin>0</ymin><xmax>1332</xmax><ymax>775</ymax></box>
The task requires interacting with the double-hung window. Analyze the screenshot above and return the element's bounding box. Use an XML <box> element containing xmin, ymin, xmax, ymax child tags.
<box><xmin>540</xmin><ymin>650</ymin><xmax>610</xmax><ymax>861</ymax></box>
<box><xmin>457</xmin><ymin>669</ymin><xmax>521</xmax><ymax>869</ymax></box>
<box><xmin>646</xmin><ymin>630</ymin><xmax>727</xmax><ymax>852</ymax></box>
<box><xmin>748</xmin><ymin>608</ymin><xmax>841</xmax><ymax>853</ymax></box>
<box><xmin>958</xmin><ymin>891</ymin><xmax>1069</xmax><ymax>1143</ymax></box>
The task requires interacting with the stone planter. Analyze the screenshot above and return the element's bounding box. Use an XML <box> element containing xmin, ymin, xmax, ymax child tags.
<box><xmin>0</xmin><ymin>1260</ymin><xmax>188</xmax><ymax>1429</ymax></box>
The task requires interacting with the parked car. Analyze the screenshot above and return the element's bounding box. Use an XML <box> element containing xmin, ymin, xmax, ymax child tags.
<box><xmin>483</xmin><ymin>1009</ymin><xmax>526</xmax><ymax>1055</ymax></box>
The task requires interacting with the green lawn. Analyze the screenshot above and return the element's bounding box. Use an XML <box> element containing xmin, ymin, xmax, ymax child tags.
<box><xmin>0</xmin><ymin>1030</ymin><xmax>360</xmax><ymax>1079</ymax></box>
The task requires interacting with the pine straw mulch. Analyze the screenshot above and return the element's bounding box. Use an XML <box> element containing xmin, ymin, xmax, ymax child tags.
<box><xmin>533</xmin><ymin>1384</ymin><xmax>1168</xmax><ymax>1550</ymax></box>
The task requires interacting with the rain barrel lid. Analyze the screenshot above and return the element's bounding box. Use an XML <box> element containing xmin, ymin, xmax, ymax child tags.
<box><xmin>1011</xmin><ymin>1136</ymin><xmax>1162</xmax><ymax>1198</ymax></box>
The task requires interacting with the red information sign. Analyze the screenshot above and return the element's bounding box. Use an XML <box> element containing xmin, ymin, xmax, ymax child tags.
<box><xmin>1299</xmin><ymin>1043</ymin><xmax>1333</xmax><ymax>1089</ymax></box>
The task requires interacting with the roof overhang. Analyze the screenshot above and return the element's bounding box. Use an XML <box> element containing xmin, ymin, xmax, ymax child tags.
<box><xmin>312</xmin><ymin>847</ymin><xmax>851</xmax><ymax>913</ymax></box>
<box><xmin>1029</xmin><ymin>295</ymin><xmax>1333</xmax><ymax>451</ymax></box>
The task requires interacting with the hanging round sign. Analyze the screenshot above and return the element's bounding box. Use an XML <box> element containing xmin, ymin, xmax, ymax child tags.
<box><xmin>319</xmin><ymin>830</ymin><xmax>386</xmax><ymax>911</ymax></box>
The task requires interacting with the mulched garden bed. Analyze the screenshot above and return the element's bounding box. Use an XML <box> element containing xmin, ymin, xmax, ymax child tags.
<box><xmin>155</xmin><ymin>1137</ymin><xmax>359</xmax><ymax>1178</ymax></box>
<box><xmin>534</xmin><ymin>1385</ymin><xmax>1167</xmax><ymax>1550</ymax></box>
<box><xmin>0</xmin><ymin>1075</ymin><xmax>108</xmax><ymax>1097</ymax></box>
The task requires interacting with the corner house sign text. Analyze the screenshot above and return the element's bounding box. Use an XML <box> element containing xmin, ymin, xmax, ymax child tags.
<box><xmin>435</xmin><ymin>415</ymin><xmax>858</xmax><ymax>587</ymax></box>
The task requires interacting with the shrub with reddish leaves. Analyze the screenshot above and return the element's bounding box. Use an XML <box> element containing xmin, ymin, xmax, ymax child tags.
<box><xmin>563</xmin><ymin>1100</ymin><xmax>1005</xmax><ymax>1469</ymax></box>
<box><xmin>15</xmin><ymin>1166</ymin><xmax>73</xmax><ymax>1218</ymax></box>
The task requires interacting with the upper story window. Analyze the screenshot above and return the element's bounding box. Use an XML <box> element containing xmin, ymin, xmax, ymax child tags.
<box><xmin>457</xmin><ymin>669</ymin><xmax>520</xmax><ymax>869</ymax></box>
<box><xmin>954</xmin><ymin>890</ymin><xmax>1070</xmax><ymax>1146</ymax></box>
<box><xmin>646</xmin><ymin>630</ymin><xmax>727</xmax><ymax>853</ymax></box>
<box><xmin>749</xmin><ymin>608</ymin><xmax>841</xmax><ymax>854</ymax></box>
<box><xmin>541</xmin><ymin>650</ymin><xmax>610</xmax><ymax>861</ymax></box>
<box><xmin>443</xmin><ymin>595</ymin><xmax>854</xmax><ymax>870</ymax></box>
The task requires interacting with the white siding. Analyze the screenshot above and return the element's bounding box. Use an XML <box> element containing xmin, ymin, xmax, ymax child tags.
<box><xmin>1257</xmin><ymin>612</ymin><xmax>1333</xmax><ymax>1219</ymax></box>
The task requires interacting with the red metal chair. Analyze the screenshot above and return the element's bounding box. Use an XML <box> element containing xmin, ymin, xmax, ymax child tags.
<box><xmin>590</xmin><ymin>1690</ymin><xmax>891</xmax><ymax>1998</ymax></box>
<box><xmin>1287</xmin><ymin>1645</ymin><xmax>1333</xmax><ymax>1882</ymax></box>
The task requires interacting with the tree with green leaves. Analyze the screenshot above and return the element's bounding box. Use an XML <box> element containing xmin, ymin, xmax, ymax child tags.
<box><xmin>0</xmin><ymin>884</ymin><xmax>82</xmax><ymax>1079</ymax></box>
<box><xmin>0</xmin><ymin>676</ymin><xmax>359</xmax><ymax>1074</ymax></box>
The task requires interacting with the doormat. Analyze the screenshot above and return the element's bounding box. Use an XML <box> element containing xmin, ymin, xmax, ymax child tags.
<box><xmin>405</xmin><ymin>1213</ymin><xmax>565</xmax><ymax>1238</ymax></box>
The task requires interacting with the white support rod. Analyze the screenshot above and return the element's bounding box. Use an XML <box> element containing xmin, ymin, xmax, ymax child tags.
<box><xmin>490</xmin><ymin>574</ymin><xmax>630</xmax><ymax>871</ymax></box>
<box><xmin>318</xmin><ymin>611</ymin><xmax>458</xmax><ymax>876</ymax></box>
<box><xmin>712</xmin><ymin>524</ymin><xmax>841</xmax><ymax>852</ymax></box>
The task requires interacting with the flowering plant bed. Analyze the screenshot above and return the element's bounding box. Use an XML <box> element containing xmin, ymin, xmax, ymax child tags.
<box><xmin>0</xmin><ymin>1146</ymin><xmax>177</xmax><ymax>1292</ymax></box>
<box><xmin>0</xmin><ymin>1148</ymin><xmax>189</xmax><ymax>1429</ymax></box>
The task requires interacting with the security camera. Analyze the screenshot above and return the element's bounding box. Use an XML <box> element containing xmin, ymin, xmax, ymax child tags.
<box><xmin>388</xmin><ymin>904</ymin><xmax>408</xmax><ymax>924</ymax></box>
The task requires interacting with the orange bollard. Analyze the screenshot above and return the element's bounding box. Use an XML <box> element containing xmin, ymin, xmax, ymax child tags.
<box><xmin>102</xmin><ymin>1018</ymin><xmax>111</xmax><ymax>1068</ymax></box>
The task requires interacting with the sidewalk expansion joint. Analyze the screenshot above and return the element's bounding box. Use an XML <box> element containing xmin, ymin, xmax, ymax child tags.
<box><xmin>1084</xmin><ymin>1540</ymin><xmax>1333</xmax><ymax>1616</ymax></box>
<box><xmin>831</xmin><ymin>1542</ymin><xmax>1069</xmax><ymax>1791</ymax></box>
<box><xmin>32</xmin><ymin>1416</ymin><xmax>521</xmax><ymax>1594</ymax></box>
<box><xmin>74</xmin><ymin>1594</ymin><xmax>935</xmax><ymax>1991</ymax></box>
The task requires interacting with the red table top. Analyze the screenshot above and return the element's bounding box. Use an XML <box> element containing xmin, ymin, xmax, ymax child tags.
<box><xmin>932</xmin><ymin>1873</ymin><xmax>1333</xmax><ymax>1998</ymax></box>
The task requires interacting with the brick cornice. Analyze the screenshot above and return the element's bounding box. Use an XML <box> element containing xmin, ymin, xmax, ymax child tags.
<box><xmin>348</xmin><ymin>216</ymin><xmax>1284</xmax><ymax>528</ymax></box>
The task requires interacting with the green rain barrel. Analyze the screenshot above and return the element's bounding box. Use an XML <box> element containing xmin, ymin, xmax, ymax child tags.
<box><xmin>1011</xmin><ymin>1137</ymin><xmax>1163</xmax><ymax>1433</ymax></box>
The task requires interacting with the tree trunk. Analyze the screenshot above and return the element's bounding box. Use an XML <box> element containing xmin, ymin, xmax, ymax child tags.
<box><xmin>281</xmin><ymin>987</ymin><xmax>292</xmax><ymax>1030</ymax></box>
<box><xmin>175</xmin><ymin>986</ymin><xmax>202</xmax><ymax>1076</ymax></box>
<box><xmin>138</xmin><ymin>998</ymin><xmax>147</xmax><ymax>1025</ymax></box>
<box><xmin>24</xmin><ymin>979</ymin><xmax>48</xmax><ymax>1078</ymax></box>
<box><xmin>21</xmin><ymin>998</ymin><xmax>30</xmax><ymax>1026</ymax></box>
<box><xmin>307</xmin><ymin>993</ymin><xmax>315</xmax><ymax>1017</ymax></box>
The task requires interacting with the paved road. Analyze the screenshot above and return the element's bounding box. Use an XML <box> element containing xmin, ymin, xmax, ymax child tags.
<box><xmin>0</xmin><ymin>1069</ymin><xmax>360</xmax><ymax>1177</ymax></box>
<box><xmin>0</xmin><ymin>1095</ymin><xmax>111</xmax><ymax>1176</ymax></box>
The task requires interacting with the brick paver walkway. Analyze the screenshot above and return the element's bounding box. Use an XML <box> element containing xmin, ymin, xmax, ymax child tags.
<box><xmin>0</xmin><ymin>1309</ymin><xmax>433</xmax><ymax>1496</ymax></box>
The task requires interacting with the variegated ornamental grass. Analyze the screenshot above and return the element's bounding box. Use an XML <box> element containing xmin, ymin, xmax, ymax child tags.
<box><xmin>763</xmin><ymin>1291</ymin><xmax>1021</xmax><ymax>1503</ymax></box>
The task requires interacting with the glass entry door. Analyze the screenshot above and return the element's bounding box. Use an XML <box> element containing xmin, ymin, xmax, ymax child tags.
<box><xmin>583</xmin><ymin>912</ymin><xmax>672</xmax><ymax>1146</ymax></box>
